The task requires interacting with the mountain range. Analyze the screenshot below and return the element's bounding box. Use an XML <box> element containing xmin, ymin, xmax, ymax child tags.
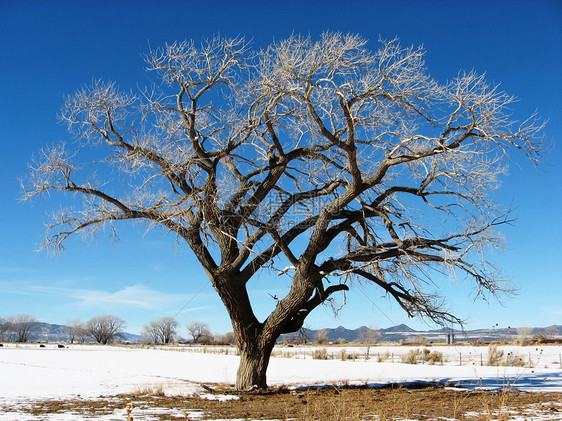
<box><xmin>279</xmin><ymin>324</ymin><xmax>562</xmax><ymax>344</ymax></box>
<box><xmin>2</xmin><ymin>321</ymin><xmax>560</xmax><ymax>344</ymax></box>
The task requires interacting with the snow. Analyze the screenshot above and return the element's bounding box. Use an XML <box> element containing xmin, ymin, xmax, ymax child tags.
<box><xmin>0</xmin><ymin>343</ymin><xmax>561</xmax><ymax>419</ymax></box>
<box><xmin>0</xmin><ymin>344</ymin><xmax>238</xmax><ymax>401</ymax></box>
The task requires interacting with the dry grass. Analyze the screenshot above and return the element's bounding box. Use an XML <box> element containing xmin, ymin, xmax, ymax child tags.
<box><xmin>2</xmin><ymin>385</ymin><xmax>560</xmax><ymax>420</ymax></box>
<box><xmin>132</xmin><ymin>382</ymin><xmax>167</xmax><ymax>396</ymax></box>
<box><xmin>312</xmin><ymin>347</ymin><xmax>328</xmax><ymax>360</ymax></box>
<box><xmin>400</xmin><ymin>347</ymin><xmax>444</xmax><ymax>365</ymax></box>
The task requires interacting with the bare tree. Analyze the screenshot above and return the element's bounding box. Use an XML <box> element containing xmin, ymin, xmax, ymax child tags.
<box><xmin>216</xmin><ymin>331</ymin><xmax>237</xmax><ymax>345</ymax></box>
<box><xmin>314</xmin><ymin>329</ymin><xmax>329</xmax><ymax>344</ymax></box>
<box><xmin>8</xmin><ymin>314</ymin><xmax>38</xmax><ymax>343</ymax></box>
<box><xmin>140</xmin><ymin>324</ymin><xmax>159</xmax><ymax>344</ymax></box>
<box><xmin>186</xmin><ymin>321</ymin><xmax>212</xmax><ymax>344</ymax></box>
<box><xmin>142</xmin><ymin>317</ymin><xmax>179</xmax><ymax>344</ymax></box>
<box><xmin>85</xmin><ymin>315</ymin><xmax>125</xmax><ymax>344</ymax></box>
<box><xmin>22</xmin><ymin>33</ymin><xmax>543</xmax><ymax>389</ymax></box>
<box><xmin>516</xmin><ymin>326</ymin><xmax>533</xmax><ymax>346</ymax></box>
<box><xmin>358</xmin><ymin>328</ymin><xmax>381</xmax><ymax>345</ymax></box>
<box><xmin>358</xmin><ymin>328</ymin><xmax>382</xmax><ymax>359</ymax></box>
<box><xmin>66</xmin><ymin>319</ymin><xmax>86</xmax><ymax>344</ymax></box>
<box><xmin>75</xmin><ymin>324</ymin><xmax>89</xmax><ymax>344</ymax></box>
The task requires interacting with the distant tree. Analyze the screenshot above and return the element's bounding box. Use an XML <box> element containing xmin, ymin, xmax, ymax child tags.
<box><xmin>9</xmin><ymin>314</ymin><xmax>38</xmax><ymax>343</ymax></box>
<box><xmin>358</xmin><ymin>328</ymin><xmax>381</xmax><ymax>345</ymax></box>
<box><xmin>186</xmin><ymin>321</ymin><xmax>212</xmax><ymax>344</ymax></box>
<box><xmin>7</xmin><ymin>314</ymin><xmax>38</xmax><ymax>342</ymax></box>
<box><xmin>218</xmin><ymin>331</ymin><xmax>238</xmax><ymax>345</ymax></box>
<box><xmin>142</xmin><ymin>317</ymin><xmax>179</xmax><ymax>344</ymax></box>
<box><xmin>86</xmin><ymin>315</ymin><xmax>126</xmax><ymax>344</ymax></box>
<box><xmin>75</xmin><ymin>324</ymin><xmax>89</xmax><ymax>344</ymax></box>
<box><xmin>140</xmin><ymin>324</ymin><xmax>158</xmax><ymax>344</ymax></box>
<box><xmin>314</xmin><ymin>329</ymin><xmax>329</xmax><ymax>344</ymax></box>
<box><xmin>406</xmin><ymin>335</ymin><xmax>427</xmax><ymax>345</ymax></box>
<box><xmin>516</xmin><ymin>326</ymin><xmax>533</xmax><ymax>346</ymax></box>
<box><xmin>358</xmin><ymin>328</ymin><xmax>381</xmax><ymax>359</ymax></box>
<box><xmin>23</xmin><ymin>33</ymin><xmax>544</xmax><ymax>389</ymax></box>
<box><xmin>66</xmin><ymin>319</ymin><xmax>86</xmax><ymax>344</ymax></box>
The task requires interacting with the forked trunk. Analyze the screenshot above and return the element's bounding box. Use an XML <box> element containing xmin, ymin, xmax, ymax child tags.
<box><xmin>235</xmin><ymin>339</ymin><xmax>274</xmax><ymax>390</ymax></box>
<box><xmin>212</xmin><ymin>274</ymin><xmax>292</xmax><ymax>390</ymax></box>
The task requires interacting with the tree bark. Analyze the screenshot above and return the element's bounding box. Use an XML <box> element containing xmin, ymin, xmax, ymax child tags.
<box><xmin>236</xmin><ymin>339</ymin><xmax>274</xmax><ymax>390</ymax></box>
<box><xmin>211</xmin><ymin>274</ymin><xmax>273</xmax><ymax>390</ymax></box>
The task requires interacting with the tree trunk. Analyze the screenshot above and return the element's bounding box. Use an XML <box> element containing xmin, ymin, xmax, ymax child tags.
<box><xmin>211</xmin><ymin>274</ymin><xmax>273</xmax><ymax>390</ymax></box>
<box><xmin>212</xmin><ymin>274</ymin><xmax>292</xmax><ymax>390</ymax></box>
<box><xmin>236</xmin><ymin>339</ymin><xmax>274</xmax><ymax>390</ymax></box>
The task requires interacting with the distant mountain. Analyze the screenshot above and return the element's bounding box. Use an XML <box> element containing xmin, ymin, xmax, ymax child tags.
<box><xmin>280</xmin><ymin>324</ymin><xmax>424</xmax><ymax>344</ymax></box>
<box><xmin>120</xmin><ymin>331</ymin><xmax>141</xmax><ymax>343</ymax></box>
<box><xmin>2</xmin><ymin>321</ymin><xmax>560</xmax><ymax>345</ymax></box>
<box><xmin>325</xmin><ymin>326</ymin><xmax>358</xmax><ymax>342</ymax></box>
<box><xmin>32</xmin><ymin>322</ymin><xmax>71</xmax><ymax>342</ymax></box>
<box><xmin>278</xmin><ymin>324</ymin><xmax>562</xmax><ymax>344</ymax></box>
<box><xmin>533</xmin><ymin>325</ymin><xmax>562</xmax><ymax>336</ymax></box>
<box><xmin>381</xmin><ymin>323</ymin><xmax>417</xmax><ymax>333</ymax></box>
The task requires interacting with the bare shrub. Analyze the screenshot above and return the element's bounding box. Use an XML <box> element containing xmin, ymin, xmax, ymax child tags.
<box><xmin>487</xmin><ymin>345</ymin><xmax>505</xmax><ymax>366</ymax></box>
<box><xmin>423</xmin><ymin>349</ymin><xmax>444</xmax><ymax>365</ymax></box>
<box><xmin>505</xmin><ymin>352</ymin><xmax>525</xmax><ymax>367</ymax></box>
<box><xmin>377</xmin><ymin>351</ymin><xmax>391</xmax><ymax>362</ymax></box>
<box><xmin>312</xmin><ymin>348</ymin><xmax>328</xmax><ymax>360</ymax></box>
<box><xmin>401</xmin><ymin>349</ymin><xmax>422</xmax><ymax>364</ymax></box>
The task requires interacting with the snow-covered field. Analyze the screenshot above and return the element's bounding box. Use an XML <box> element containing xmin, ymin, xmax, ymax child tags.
<box><xmin>0</xmin><ymin>343</ymin><xmax>561</xmax><ymax>419</ymax></box>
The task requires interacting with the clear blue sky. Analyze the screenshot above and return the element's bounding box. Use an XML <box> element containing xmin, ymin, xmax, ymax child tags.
<box><xmin>1</xmin><ymin>0</ymin><xmax>560</xmax><ymax>336</ymax></box>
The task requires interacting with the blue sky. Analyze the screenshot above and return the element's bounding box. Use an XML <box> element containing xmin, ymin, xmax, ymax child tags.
<box><xmin>1</xmin><ymin>0</ymin><xmax>560</xmax><ymax>336</ymax></box>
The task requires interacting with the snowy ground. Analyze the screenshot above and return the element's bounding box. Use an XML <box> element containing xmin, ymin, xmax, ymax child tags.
<box><xmin>0</xmin><ymin>343</ymin><xmax>561</xmax><ymax>419</ymax></box>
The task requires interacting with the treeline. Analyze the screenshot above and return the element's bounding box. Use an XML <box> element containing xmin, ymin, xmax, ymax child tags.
<box><xmin>0</xmin><ymin>314</ymin><xmax>237</xmax><ymax>345</ymax></box>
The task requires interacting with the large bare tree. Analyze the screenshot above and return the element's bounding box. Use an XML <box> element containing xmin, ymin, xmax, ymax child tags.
<box><xmin>142</xmin><ymin>316</ymin><xmax>179</xmax><ymax>344</ymax></box>
<box><xmin>8</xmin><ymin>314</ymin><xmax>38</xmax><ymax>343</ymax></box>
<box><xmin>85</xmin><ymin>315</ymin><xmax>126</xmax><ymax>344</ymax></box>
<box><xmin>186</xmin><ymin>321</ymin><xmax>213</xmax><ymax>344</ymax></box>
<box><xmin>22</xmin><ymin>33</ymin><xmax>543</xmax><ymax>389</ymax></box>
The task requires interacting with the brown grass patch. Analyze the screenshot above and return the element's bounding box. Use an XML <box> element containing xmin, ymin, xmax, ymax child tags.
<box><xmin>2</xmin><ymin>386</ymin><xmax>560</xmax><ymax>420</ymax></box>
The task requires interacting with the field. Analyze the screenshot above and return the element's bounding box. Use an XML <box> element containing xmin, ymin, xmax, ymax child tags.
<box><xmin>1</xmin><ymin>343</ymin><xmax>561</xmax><ymax>420</ymax></box>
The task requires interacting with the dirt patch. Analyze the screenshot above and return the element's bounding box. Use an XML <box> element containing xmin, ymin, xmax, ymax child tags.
<box><xmin>3</xmin><ymin>386</ymin><xmax>561</xmax><ymax>420</ymax></box>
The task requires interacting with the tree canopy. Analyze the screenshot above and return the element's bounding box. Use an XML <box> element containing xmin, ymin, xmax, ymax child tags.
<box><xmin>23</xmin><ymin>33</ymin><xmax>543</xmax><ymax>389</ymax></box>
